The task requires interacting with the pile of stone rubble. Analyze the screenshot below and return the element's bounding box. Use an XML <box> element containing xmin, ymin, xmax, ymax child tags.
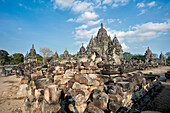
<box><xmin>12</xmin><ymin>61</ymin><xmax>161</xmax><ymax>113</ymax></box>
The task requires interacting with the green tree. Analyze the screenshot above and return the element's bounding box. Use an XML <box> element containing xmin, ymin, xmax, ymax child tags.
<box><xmin>165</xmin><ymin>52</ymin><xmax>170</xmax><ymax>59</ymax></box>
<box><xmin>153</xmin><ymin>53</ymin><xmax>158</xmax><ymax>58</ymax></box>
<box><xmin>47</xmin><ymin>56</ymin><xmax>53</xmax><ymax>62</ymax></box>
<box><xmin>132</xmin><ymin>54</ymin><xmax>144</xmax><ymax>60</ymax></box>
<box><xmin>123</xmin><ymin>52</ymin><xmax>133</xmax><ymax>60</ymax></box>
<box><xmin>12</xmin><ymin>53</ymin><xmax>24</xmax><ymax>63</ymax></box>
<box><xmin>0</xmin><ymin>50</ymin><xmax>9</xmax><ymax>64</ymax></box>
<box><xmin>37</xmin><ymin>54</ymin><xmax>43</xmax><ymax>61</ymax></box>
<box><xmin>8</xmin><ymin>55</ymin><xmax>14</xmax><ymax>64</ymax></box>
<box><xmin>69</xmin><ymin>54</ymin><xmax>76</xmax><ymax>58</ymax></box>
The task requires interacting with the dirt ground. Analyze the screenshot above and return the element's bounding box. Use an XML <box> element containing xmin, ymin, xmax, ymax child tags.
<box><xmin>0</xmin><ymin>75</ymin><xmax>23</xmax><ymax>113</ymax></box>
<box><xmin>0</xmin><ymin>66</ymin><xmax>169</xmax><ymax>113</ymax></box>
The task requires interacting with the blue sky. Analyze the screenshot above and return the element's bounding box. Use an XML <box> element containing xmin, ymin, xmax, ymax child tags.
<box><xmin>0</xmin><ymin>0</ymin><xmax>170</xmax><ymax>56</ymax></box>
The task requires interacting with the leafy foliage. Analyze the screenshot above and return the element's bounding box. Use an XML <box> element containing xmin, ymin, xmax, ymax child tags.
<box><xmin>123</xmin><ymin>52</ymin><xmax>133</xmax><ymax>60</ymax></box>
<box><xmin>37</xmin><ymin>54</ymin><xmax>43</xmax><ymax>61</ymax></box>
<box><xmin>47</xmin><ymin>56</ymin><xmax>53</xmax><ymax>62</ymax></box>
<box><xmin>132</xmin><ymin>54</ymin><xmax>144</xmax><ymax>60</ymax></box>
<box><xmin>153</xmin><ymin>53</ymin><xmax>158</xmax><ymax>58</ymax></box>
<box><xmin>12</xmin><ymin>53</ymin><xmax>24</xmax><ymax>63</ymax></box>
<box><xmin>0</xmin><ymin>50</ymin><xmax>9</xmax><ymax>63</ymax></box>
<box><xmin>165</xmin><ymin>52</ymin><xmax>170</xmax><ymax>59</ymax></box>
<box><xmin>70</xmin><ymin>54</ymin><xmax>76</xmax><ymax>58</ymax></box>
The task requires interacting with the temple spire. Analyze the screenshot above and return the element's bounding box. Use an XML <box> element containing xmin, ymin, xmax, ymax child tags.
<box><xmin>32</xmin><ymin>44</ymin><xmax>34</xmax><ymax>49</ymax></box>
<box><xmin>101</xmin><ymin>23</ymin><xmax>103</xmax><ymax>29</ymax></box>
<box><xmin>148</xmin><ymin>46</ymin><xmax>150</xmax><ymax>50</ymax></box>
<box><xmin>114</xmin><ymin>34</ymin><xmax>116</xmax><ymax>38</ymax></box>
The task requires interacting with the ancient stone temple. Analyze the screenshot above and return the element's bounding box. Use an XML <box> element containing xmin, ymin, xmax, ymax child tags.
<box><xmin>86</xmin><ymin>23</ymin><xmax>123</xmax><ymax>64</ymax></box>
<box><xmin>52</xmin><ymin>51</ymin><xmax>59</xmax><ymax>62</ymax></box>
<box><xmin>76</xmin><ymin>43</ymin><xmax>88</xmax><ymax>63</ymax></box>
<box><xmin>143</xmin><ymin>47</ymin><xmax>154</xmax><ymax>63</ymax></box>
<box><xmin>159</xmin><ymin>51</ymin><xmax>166</xmax><ymax>65</ymax></box>
<box><xmin>24</xmin><ymin>44</ymin><xmax>37</xmax><ymax>63</ymax></box>
<box><xmin>60</xmin><ymin>49</ymin><xmax>70</xmax><ymax>63</ymax></box>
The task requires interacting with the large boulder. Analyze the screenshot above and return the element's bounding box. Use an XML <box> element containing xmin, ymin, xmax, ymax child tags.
<box><xmin>109</xmin><ymin>102</ymin><xmax>121</xmax><ymax>113</ymax></box>
<box><xmin>92</xmin><ymin>92</ymin><xmax>109</xmax><ymax>110</ymax></box>
<box><xmin>74</xmin><ymin>94</ymin><xmax>85</xmax><ymax>106</ymax></box>
<box><xmin>75</xmin><ymin>74</ymin><xmax>94</xmax><ymax>86</ymax></box>
<box><xmin>63</xmin><ymin>69</ymin><xmax>74</xmax><ymax>78</ymax></box>
<box><xmin>87</xmin><ymin>103</ymin><xmax>104</xmax><ymax>113</ymax></box>
<box><xmin>44</xmin><ymin>85</ymin><xmax>61</xmax><ymax>104</ymax></box>
<box><xmin>35</xmin><ymin>78</ymin><xmax>52</xmax><ymax>89</ymax></box>
<box><xmin>75</xmin><ymin>103</ymin><xmax>87</xmax><ymax>113</ymax></box>
<box><xmin>41</xmin><ymin>100</ymin><xmax>61</xmax><ymax>113</ymax></box>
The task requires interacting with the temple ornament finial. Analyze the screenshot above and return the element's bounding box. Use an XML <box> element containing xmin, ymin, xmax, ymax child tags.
<box><xmin>101</xmin><ymin>23</ymin><xmax>103</xmax><ymax>29</ymax></box>
<box><xmin>32</xmin><ymin>44</ymin><xmax>34</xmax><ymax>49</ymax></box>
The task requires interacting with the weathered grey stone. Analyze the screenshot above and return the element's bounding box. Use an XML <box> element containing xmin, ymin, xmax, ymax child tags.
<box><xmin>93</xmin><ymin>92</ymin><xmax>109</xmax><ymax>110</ymax></box>
<box><xmin>87</xmin><ymin>103</ymin><xmax>104</xmax><ymax>113</ymax></box>
<box><xmin>109</xmin><ymin>102</ymin><xmax>121</xmax><ymax>113</ymax></box>
<box><xmin>75</xmin><ymin>74</ymin><xmax>94</xmax><ymax>86</ymax></box>
<box><xmin>41</xmin><ymin>100</ymin><xmax>61</xmax><ymax>113</ymax></box>
<box><xmin>44</xmin><ymin>85</ymin><xmax>61</xmax><ymax>104</ymax></box>
<box><xmin>35</xmin><ymin>78</ymin><xmax>52</xmax><ymax>89</ymax></box>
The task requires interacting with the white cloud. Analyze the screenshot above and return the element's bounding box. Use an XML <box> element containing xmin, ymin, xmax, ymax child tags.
<box><xmin>138</xmin><ymin>9</ymin><xmax>145</xmax><ymax>16</ymax></box>
<box><xmin>113</xmin><ymin>20</ymin><xmax>170</xmax><ymax>42</ymax></box>
<box><xmin>147</xmin><ymin>1</ymin><xmax>156</xmax><ymax>8</ymax></box>
<box><xmin>112</xmin><ymin>3</ymin><xmax>119</xmax><ymax>8</ymax></box>
<box><xmin>121</xmin><ymin>42</ymin><xmax>130</xmax><ymax>49</ymax></box>
<box><xmin>76</xmin><ymin>12</ymin><xmax>99</xmax><ymax>22</ymax></box>
<box><xmin>75</xmin><ymin>27</ymin><xmax>99</xmax><ymax>39</ymax></box>
<box><xmin>75</xmin><ymin>20</ymin><xmax>170</xmax><ymax>43</ymax></box>
<box><xmin>137</xmin><ymin>2</ymin><xmax>145</xmax><ymax>8</ymax></box>
<box><xmin>103</xmin><ymin>0</ymin><xmax>113</xmax><ymax>4</ymax></box>
<box><xmin>67</xmin><ymin>18</ymin><xmax>74</xmax><ymax>22</ymax></box>
<box><xmin>76</xmin><ymin>25</ymin><xmax>88</xmax><ymax>30</ymax></box>
<box><xmin>107</xmin><ymin>19</ymin><xmax>115</xmax><ymax>23</ymax></box>
<box><xmin>72</xmin><ymin>1</ymin><xmax>93</xmax><ymax>12</ymax></box>
<box><xmin>113</xmin><ymin>0</ymin><xmax>130</xmax><ymax>7</ymax></box>
<box><xmin>19</xmin><ymin>3</ymin><xmax>23</xmax><ymax>7</ymax></box>
<box><xmin>158</xmin><ymin>6</ymin><xmax>162</xmax><ymax>9</ymax></box>
<box><xmin>103</xmin><ymin>6</ymin><xmax>107</xmax><ymax>10</ymax></box>
<box><xmin>74</xmin><ymin>41</ymin><xmax>88</xmax><ymax>47</ymax></box>
<box><xmin>117</xmin><ymin>19</ymin><xmax>122</xmax><ymax>24</ymax></box>
<box><xmin>17</xmin><ymin>27</ymin><xmax>22</xmax><ymax>31</ymax></box>
<box><xmin>107</xmin><ymin>18</ymin><xmax>122</xmax><ymax>24</ymax></box>
<box><xmin>52</xmin><ymin>0</ymin><xmax>75</xmax><ymax>9</ymax></box>
<box><xmin>75</xmin><ymin>19</ymin><xmax>103</xmax><ymax>30</ymax></box>
<box><xmin>87</xmin><ymin>19</ymin><xmax>103</xmax><ymax>26</ymax></box>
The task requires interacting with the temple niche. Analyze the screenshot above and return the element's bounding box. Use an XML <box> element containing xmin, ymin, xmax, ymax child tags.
<box><xmin>24</xmin><ymin>44</ymin><xmax>37</xmax><ymax>63</ymax></box>
<box><xmin>86</xmin><ymin>23</ymin><xmax>123</xmax><ymax>65</ymax></box>
<box><xmin>143</xmin><ymin>47</ymin><xmax>154</xmax><ymax>64</ymax></box>
<box><xmin>159</xmin><ymin>51</ymin><xmax>166</xmax><ymax>65</ymax></box>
